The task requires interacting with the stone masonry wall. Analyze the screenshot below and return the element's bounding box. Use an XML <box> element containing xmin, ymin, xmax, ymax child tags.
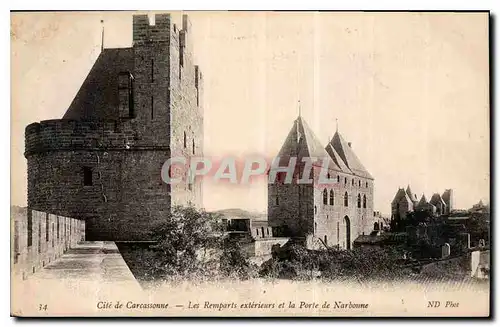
<box><xmin>168</xmin><ymin>14</ymin><xmax>204</xmax><ymax>209</ymax></box>
<box><xmin>11</xmin><ymin>208</ymin><xmax>85</xmax><ymax>281</ymax></box>
<box><xmin>25</xmin><ymin>120</ymin><xmax>171</xmax><ymax>240</ymax></box>
<box><xmin>25</xmin><ymin>13</ymin><xmax>203</xmax><ymax>241</ymax></box>
<box><xmin>268</xmin><ymin>164</ymin><xmax>374</xmax><ymax>250</ymax></box>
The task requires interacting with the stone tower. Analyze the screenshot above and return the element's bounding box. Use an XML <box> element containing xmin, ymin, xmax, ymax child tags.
<box><xmin>25</xmin><ymin>13</ymin><xmax>203</xmax><ymax>241</ymax></box>
<box><xmin>268</xmin><ymin>116</ymin><xmax>375</xmax><ymax>250</ymax></box>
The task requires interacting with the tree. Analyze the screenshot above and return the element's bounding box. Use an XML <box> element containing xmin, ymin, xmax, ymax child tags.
<box><xmin>128</xmin><ymin>205</ymin><xmax>224</xmax><ymax>282</ymax></box>
<box><xmin>119</xmin><ymin>205</ymin><xmax>260</xmax><ymax>283</ymax></box>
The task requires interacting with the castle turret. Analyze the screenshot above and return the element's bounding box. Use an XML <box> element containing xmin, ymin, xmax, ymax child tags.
<box><xmin>26</xmin><ymin>13</ymin><xmax>204</xmax><ymax>241</ymax></box>
<box><xmin>442</xmin><ymin>189</ymin><xmax>453</xmax><ymax>214</ymax></box>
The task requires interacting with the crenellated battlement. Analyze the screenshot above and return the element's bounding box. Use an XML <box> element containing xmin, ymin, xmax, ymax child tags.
<box><xmin>132</xmin><ymin>14</ymin><xmax>171</xmax><ymax>45</ymax></box>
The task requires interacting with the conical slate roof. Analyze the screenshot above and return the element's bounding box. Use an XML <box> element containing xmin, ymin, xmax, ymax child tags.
<box><xmin>276</xmin><ymin>116</ymin><xmax>341</xmax><ymax>171</ymax></box>
<box><xmin>405</xmin><ymin>185</ymin><xmax>418</xmax><ymax>203</ymax></box>
<box><xmin>391</xmin><ymin>188</ymin><xmax>406</xmax><ymax>205</ymax></box>
<box><xmin>330</xmin><ymin>131</ymin><xmax>373</xmax><ymax>179</ymax></box>
<box><xmin>325</xmin><ymin>143</ymin><xmax>352</xmax><ymax>174</ymax></box>
<box><xmin>416</xmin><ymin>194</ymin><xmax>429</xmax><ymax>209</ymax></box>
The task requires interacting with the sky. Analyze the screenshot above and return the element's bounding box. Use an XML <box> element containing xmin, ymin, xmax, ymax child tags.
<box><xmin>11</xmin><ymin>11</ymin><xmax>490</xmax><ymax>215</ymax></box>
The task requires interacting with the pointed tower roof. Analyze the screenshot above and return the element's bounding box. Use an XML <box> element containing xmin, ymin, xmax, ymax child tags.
<box><xmin>329</xmin><ymin>131</ymin><xmax>373</xmax><ymax>179</ymax></box>
<box><xmin>416</xmin><ymin>194</ymin><xmax>429</xmax><ymax>209</ymax></box>
<box><xmin>405</xmin><ymin>185</ymin><xmax>418</xmax><ymax>202</ymax></box>
<box><xmin>391</xmin><ymin>188</ymin><xmax>406</xmax><ymax>205</ymax></box>
<box><xmin>325</xmin><ymin>144</ymin><xmax>352</xmax><ymax>174</ymax></box>
<box><xmin>276</xmin><ymin>116</ymin><xmax>341</xmax><ymax>171</ymax></box>
<box><xmin>429</xmin><ymin>193</ymin><xmax>446</xmax><ymax>206</ymax></box>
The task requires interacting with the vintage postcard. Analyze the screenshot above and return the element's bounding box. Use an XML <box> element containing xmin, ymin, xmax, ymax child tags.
<box><xmin>10</xmin><ymin>11</ymin><xmax>490</xmax><ymax>317</ymax></box>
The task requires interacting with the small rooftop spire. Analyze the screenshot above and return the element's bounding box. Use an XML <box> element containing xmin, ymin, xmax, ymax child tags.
<box><xmin>336</xmin><ymin>118</ymin><xmax>338</xmax><ymax>132</ymax></box>
<box><xmin>100</xmin><ymin>19</ymin><xmax>105</xmax><ymax>52</ymax></box>
<box><xmin>298</xmin><ymin>100</ymin><xmax>301</xmax><ymax>117</ymax></box>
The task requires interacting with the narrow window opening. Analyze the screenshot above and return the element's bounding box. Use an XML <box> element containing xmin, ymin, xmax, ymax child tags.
<box><xmin>151</xmin><ymin>59</ymin><xmax>154</xmax><ymax>83</ymax></box>
<box><xmin>329</xmin><ymin>190</ymin><xmax>334</xmax><ymax>205</ymax></box>
<box><xmin>151</xmin><ymin>96</ymin><xmax>154</xmax><ymax>120</ymax></box>
<box><xmin>322</xmin><ymin>189</ymin><xmax>328</xmax><ymax>205</ymax></box>
<box><xmin>83</xmin><ymin>167</ymin><xmax>93</xmax><ymax>186</ymax></box>
<box><xmin>179</xmin><ymin>41</ymin><xmax>184</xmax><ymax>80</ymax></box>
<box><xmin>344</xmin><ymin>192</ymin><xmax>349</xmax><ymax>207</ymax></box>
<box><xmin>45</xmin><ymin>213</ymin><xmax>49</xmax><ymax>242</ymax></box>
<box><xmin>38</xmin><ymin>220</ymin><xmax>41</xmax><ymax>253</ymax></box>
<box><xmin>118</xmin><ymin>72</ymin><xmax>134</xmax><ymax>118</ymax></box>
<box><xmin>363</xmin><ymin>194</ymin><xmax>367</xmax><ymax>208</ymax></box>
<box><xmin>27</xmin><ymin>211</ymin><xmax>33</xmax><ymax>247</ymax></box>
<box><xmin>192</xmin><ymin>139</ymin><xmax>195</xmax><ymax>155</ymax></box>
<box><xmin>357</xmin><ymin>194</ymin><xmax>361</xmax><ymax>208</ymax></box>
<box><xmin>183</xmin><ymin>131</ymin><xmax>187</xmax><ymax>149</ymax></box>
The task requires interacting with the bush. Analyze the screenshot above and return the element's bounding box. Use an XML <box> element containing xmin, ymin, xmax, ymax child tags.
<box><xmin>219</xmin><ymin>237</ymin><xmax>258</xmax><ymax>279</ymax></box>
<box><xmin>260</xmin><ymin>244</ymin><xmax>410</xmax><ymax>281</ymax></box>
<box><xmin>119</xmin><ymin>205</ymin><xmax>259</xmax><ymax>283</ymax></box>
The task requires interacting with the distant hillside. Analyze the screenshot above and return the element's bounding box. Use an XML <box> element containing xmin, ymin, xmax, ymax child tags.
<box><xmin>213</xmin><ymin>208</ymin><xmax>267</xmax><ymax>221</ymax></box>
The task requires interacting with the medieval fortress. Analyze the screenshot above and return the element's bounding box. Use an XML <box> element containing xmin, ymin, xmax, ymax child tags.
<box><xmin>25</xmin><ymin>14</ymin><xmax>203</xmax><ymax>241</ymax></box>
<box><xmin>268</xmin><ymin>117</ymin><xmax>375</xmax><ymax>250</ymax></box>
<box><xmin>22</xmin><ymin>13</ymin><xmax>378</xmax><ymax>255</ymax></box>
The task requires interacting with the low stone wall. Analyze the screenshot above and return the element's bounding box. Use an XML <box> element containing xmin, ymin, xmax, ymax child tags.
<box><xmin>241</xmin><ymin>237</ymin><xmax>290</xmax><ymax>258</ymax></box>
<box><xmin>419</xmin><ymin>249</ymin><xmax>490</xmax><ymax>280</ymax></box>
<box><xmin>11</xmin><ymin>208</ymin><xmax>85</xmax><ymax>280</ymax></box>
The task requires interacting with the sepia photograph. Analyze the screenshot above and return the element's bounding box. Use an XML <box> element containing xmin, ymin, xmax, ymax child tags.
<box><xmin>10</xmin><ymin>10</ymin><xmax>490</xmax><ymax>317</ymax></box>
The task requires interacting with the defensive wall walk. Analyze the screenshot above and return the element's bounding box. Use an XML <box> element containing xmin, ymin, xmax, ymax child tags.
<box><xmin>12</xmin><ymin>241</ymin><xmax>142</xmax><ymax>316</ymax></box>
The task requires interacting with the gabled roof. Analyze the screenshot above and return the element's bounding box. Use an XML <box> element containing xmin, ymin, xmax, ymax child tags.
<box><xmin>325</xmin><ymin>144</ymin><xmax>352</xmax><ymax>174</ymax></box>
<box><xmin>416</xmin><ymin>194</ymin><xmax>429</xmax><ymax>209</ymax></box>
<box><xmin>276</xmin><ymin>116</ymin><xmax>341</xmax><ymax>171</ymax></box>
<box><xmin>329</xmin><ymin>131</ymin><xmax>373</xmax><ymax>179</ymax></box>
<box><xmin>63</xmin><ymin>47</ymin><xmax>134</xmax><ymax>120</ymax></box>
<box><xmin>429</xmin><ymin>193</ymin><xmax>446</xmax><ymax>206</ymax></box>
<box><xmin>406</xmin><ymin>185</ymin><xmax>418</xmax><ymax>202</ymax></box>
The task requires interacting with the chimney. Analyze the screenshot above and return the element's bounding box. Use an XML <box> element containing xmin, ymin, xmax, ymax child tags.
<box><xmin>348</xmin><ymin>142</ymin><xmax>352</xmax><ymax>148</ymax></box>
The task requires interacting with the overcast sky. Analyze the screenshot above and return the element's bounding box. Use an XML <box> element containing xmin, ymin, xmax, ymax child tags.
<box><xmin>11</xmin><ymin>11</ymin><xmax>489</xmax><ymax>214</ymax></box>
